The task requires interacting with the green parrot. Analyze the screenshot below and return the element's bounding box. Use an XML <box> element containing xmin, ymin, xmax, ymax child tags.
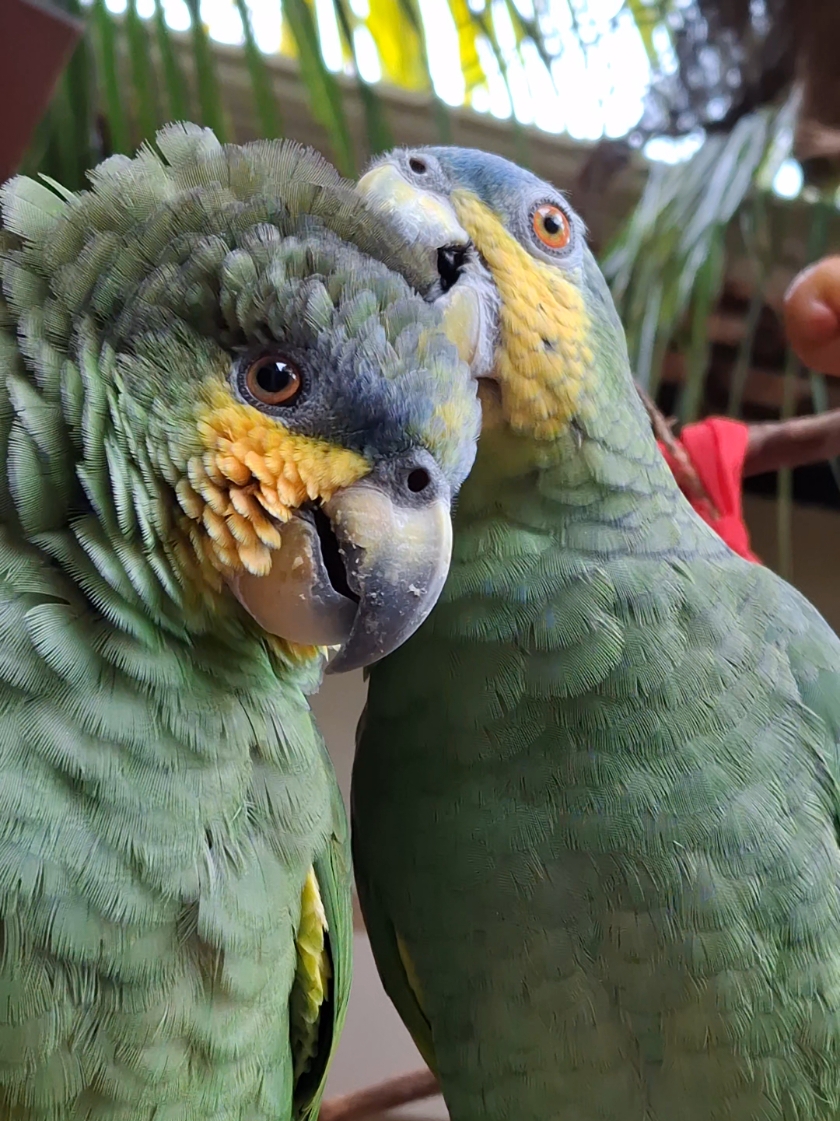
<box><xmin>352</xmin><ymin>146</ymin><xmax>840</xmax><ymax>1121</ymax></box>
<box><xmin>0</xmin><ymin>124</ymin><xmax>480</xmax><ymax>1118</ymax></box>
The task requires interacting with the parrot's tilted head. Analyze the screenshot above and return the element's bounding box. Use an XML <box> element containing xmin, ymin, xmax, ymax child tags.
<box><xmin>359</xmin><ymin>146</ymin><xmax>635</xmax><ymax>445</ymax></box>
<box><xmin>0</xmin><ymin>125</ymin><xmax>481</xmax><ymax>672</ymax></box>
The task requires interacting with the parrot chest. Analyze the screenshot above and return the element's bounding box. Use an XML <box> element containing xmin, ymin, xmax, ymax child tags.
<box><xmin>0</xmin><ymin>644</ymin><xmax>340</xmax><ymax>1120</ymax></box>
<box><xmin>368</xmin><ymin>687</ymin><xmax>840</xmax><ymax>1121</ymax></box>
<box><xmin>357</xmin><ymin>544</ymin><xmax>840</xmax><ymax>1120</ymax></box>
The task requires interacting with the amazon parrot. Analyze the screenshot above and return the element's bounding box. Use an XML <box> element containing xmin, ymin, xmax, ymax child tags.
<box><xmin>352</xmin><ymin>146</ymin><xmax>840</xmax><ymax>1121</ymax></box>
<box><xmin>0</xmin><ymin>125</ymin><xmax>480</xmax><ymax>1118</ymax></box>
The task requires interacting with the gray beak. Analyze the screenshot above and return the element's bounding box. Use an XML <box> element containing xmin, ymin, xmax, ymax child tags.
<box><xmin>229</xmin><ymin>451</ymin><xmax>453</xmax><ymax>673</ymax></box>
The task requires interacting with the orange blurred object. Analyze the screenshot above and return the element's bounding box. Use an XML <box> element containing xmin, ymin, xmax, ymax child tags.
<box><xmin>784</xmin><ymin>256</ymin><xmax>840</xmax><ymax>378</ymax></box>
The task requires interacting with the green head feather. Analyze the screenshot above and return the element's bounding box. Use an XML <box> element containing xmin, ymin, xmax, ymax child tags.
<box><xmin>360</xmin><ymin>145</ymin><xmax>646</xmax><ymax>446</ymax></box>
<box><xmin>0</xmin><ymin>125</ymin><xmax>480</xmax><ymax>650</ymax></box>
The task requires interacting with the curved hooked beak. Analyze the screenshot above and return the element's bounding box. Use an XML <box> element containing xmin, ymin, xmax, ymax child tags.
<box><xmin>228</xmin><ymin>453</ymin><xmax>453</xmax><ymax>673</ymax></box>
<box><xmin>358</xmin><ymin>162</ymin><xmax>498</xmax><ymax>380</ymax></box>
<box><xmin>358</xmin><ymin>162</ymin><xmax>470</xmax><ymax>260</ymax></box>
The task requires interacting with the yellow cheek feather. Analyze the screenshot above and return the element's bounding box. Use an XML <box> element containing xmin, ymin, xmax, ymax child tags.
<box><xmin>451</xmin><ymin>190</ymin><xmax>594</xmax><ymax>441</ymax></box>
<box><xmin>176</xmin><ymin>381</ymin><xmax>369</xmax><ymax>579</ymax></box>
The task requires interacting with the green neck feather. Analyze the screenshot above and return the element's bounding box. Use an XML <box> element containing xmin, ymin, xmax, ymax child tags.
<box><xmin>458</xmin><ymin>372</ymin><xmax>729</xmax><ymax>568</ymax></box>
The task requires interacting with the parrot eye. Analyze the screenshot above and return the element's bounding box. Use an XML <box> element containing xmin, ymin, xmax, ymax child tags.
<box><xmin>408</xmin><ymin>156</ymin><xmax>428</xmax><ymax>174</ymax></box>
<box><xmin>531</xmin><ymin>203</ymin><xmax>572</xmax><ymax>253</ymax></box>
<box><xmin>244</xmin><ymin>355</ymin><xmax>303</xmax><ymax>407</ymax></box>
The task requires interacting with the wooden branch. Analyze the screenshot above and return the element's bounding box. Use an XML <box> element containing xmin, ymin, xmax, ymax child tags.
<box><xmin>635</xmin><ymin>376</ymin><xmax>840</xmax><ymax>490</ymax></box>
<box><xmin>744</xmin><ymin>409</ymin><xmax>840</xmax><ymax>476</ymax></box>
<box><xmin>319</xmin><ymin>1068</ymin><xmax>440</xmax><ymax>1121</ymax></box>
<box><xmin>634</xmin><ymin>381</ymin><xmax>719</xmax><ymax>517</ymax></box>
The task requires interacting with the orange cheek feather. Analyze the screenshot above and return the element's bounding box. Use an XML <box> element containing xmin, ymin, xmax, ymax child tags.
<box><xmin>177</xmin><ymin>383</ymin><xmax>369</xmax><ymax>578</ymax></box>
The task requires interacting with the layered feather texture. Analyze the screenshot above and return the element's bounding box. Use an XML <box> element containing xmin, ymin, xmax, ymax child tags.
<box><xmin>0</xmin><ymin>125</ymin><xmax>478</xmax><ymax>1118</ymax></box>
<box><xmin>354</xmin><ymin>150</ymin><xmax>840</xmax><ymax>1121</ymax></box>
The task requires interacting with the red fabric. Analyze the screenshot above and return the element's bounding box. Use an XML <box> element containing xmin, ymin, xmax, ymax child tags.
<box><xmin>657</xmin><ymin>417</ymin><xmax>760</xmax><ymax>563</ymax></box>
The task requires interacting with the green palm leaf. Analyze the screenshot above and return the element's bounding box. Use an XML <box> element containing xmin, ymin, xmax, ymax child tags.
<box><xmin>281</xmin><ymin>0</ymin><xmax>356</xmax><ymax>175</ymax></box>
<box><xmin>234</xmin><ymin>0</ymin><xmax>283</xmax><ymax>138</ymax></box>
<box><xmin>154</xmin><ymin>0</ymin><xmax>190</xmax><ymax>122</ymax></box>
<box><xmin>184</xmin><ymin>0</ymin><xmax>227</xmax><ymax>140</ymax></box>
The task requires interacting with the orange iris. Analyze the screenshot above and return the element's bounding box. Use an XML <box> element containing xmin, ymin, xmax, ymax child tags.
<box><xmin>532</xmin><ymin>203</ymin><xmax>571</xmax><ymax>251</ymax></box>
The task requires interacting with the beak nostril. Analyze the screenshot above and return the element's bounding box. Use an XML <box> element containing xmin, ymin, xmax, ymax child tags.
<box><xmin>406</xmin><ymin>468</ymin><xmax>432</xmax><ymax>494</ymax></box>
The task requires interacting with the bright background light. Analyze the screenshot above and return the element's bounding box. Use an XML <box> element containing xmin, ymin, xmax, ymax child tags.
<box><xmin>86</xmin><ymin>0</ymin><xmax>804</xmax><ymax>195</ymax></box>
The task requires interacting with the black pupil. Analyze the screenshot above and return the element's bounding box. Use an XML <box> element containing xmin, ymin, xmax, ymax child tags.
<box><xmin>543</xmin><ymin>212</ymin><xmax>562</xmax><ymax>235</ymax></box>
<box><xmin>256</xmin><ymin>360</ymin><xmax>293</xmax><ymax>396</ymax></box>
<box><xmin>407</xmin><ymin>468</ymin><xmax>430</xmax><ymax>493</ymax></box>
<box><xmin>409</xmin><ymin>157</ymin><xmax>427</xmax><ymax>174</ymax></box>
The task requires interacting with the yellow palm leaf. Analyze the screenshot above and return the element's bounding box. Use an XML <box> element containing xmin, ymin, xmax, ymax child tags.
<box><xmin>450</xmin><ymin>0</ymin><xmax>486</xmax><ymax>92</ymax></box>
<box><xmin>365</xmin><ymin>0</ymin><xmax>428</xmax><ymax>90</ymax></box>
<box><xmin>624</xmin><ymin>0</ymin><xmax>659</xmax><ymax>68</ymax></box>
<box><xmin>281</xmin><ymin>9</ymin><xmax>299</xmax><ymax>57</ymax></box>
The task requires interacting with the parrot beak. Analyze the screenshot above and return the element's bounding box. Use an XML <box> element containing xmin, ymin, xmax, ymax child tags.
<box><xmin>228</xmin><ymin>452</ymin><xmax>453</xmax><ymax>672</ymax></box>
<box><xmin>322</xmin><ymin>466</ymin><xmax>453</xmax><ymax>673</ymax></box>
<box><xmin>437</xmin><ymin>284</ymin><xmax>484</xmax><ymax>369</ymax></box>
<box><xmin>358</xmin><ymin>162</ymin><xmax>470</xmax><ymax>259</ymax></box>
<box><xmin>358</xmin><ymin>163</ymin><xmax>497</xmax><ymax>380</ymax></box>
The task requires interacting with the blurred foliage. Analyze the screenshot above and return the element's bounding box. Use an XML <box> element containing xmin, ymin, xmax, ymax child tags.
<box><xmin>22</xmin><ymin>0</ymin><xmax>840</xmax><ymax>573</ymax></box>
<box><xmin>598</xmin><ymin>0</ymin><xmax>840</xmax><ymax>575</ymax></box>
<box><xmin>603</xmin><ymin>99</ymin><xmax>797</xmax><ymax>406</ymax></box>
<box><xmin>22</xmin><ymin>0</ymin><xmax>565</xmax><ymax>183</ymax></box>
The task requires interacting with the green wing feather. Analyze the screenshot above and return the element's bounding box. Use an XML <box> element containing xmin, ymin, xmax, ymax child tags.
<box><xmin>351</xmin><ymin>704</ymin><xmax>438</xmax><ymax>1075</ymax></box>
<box><xmin>294</xmin><ymin>773</ymin><xmax>354</xmax><ymax>1121</ymax></box>
<box><xmin>773</xmin><ymin>584</ymin><xmax>840</xmax><ymax>821</ymax></box>
<box><xmin>352</xmin><ymin>859</ymin><xmax>438</xmax><ymax>1075</ymax></box>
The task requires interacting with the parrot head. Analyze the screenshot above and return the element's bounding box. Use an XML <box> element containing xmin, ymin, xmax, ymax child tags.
<box><xmin>0</xmin><ymin>126</ymin><xmax>482</xmax><ymax>672</ymax></box>
<box><xmin>358</xmin><ymin>146</ymin><xmax>632</xmax><ymax>443</ymax></box>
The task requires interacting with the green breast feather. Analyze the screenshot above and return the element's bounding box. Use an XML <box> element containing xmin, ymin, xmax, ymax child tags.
<box><xmin>353</xmin><ymin>145</ymin><xmax>840</xmax><ymax>1121</ymax></box>
<box><xmin>0</xmin><ymin>125</ymin><xmax>479</xmax><ymax>1120</ymax></box>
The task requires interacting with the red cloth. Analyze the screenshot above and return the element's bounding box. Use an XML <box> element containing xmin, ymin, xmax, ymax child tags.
<box><xmin>657</xmin><ymin>417</ymin><xmax>760</xmax><ymax>563</ymax></box>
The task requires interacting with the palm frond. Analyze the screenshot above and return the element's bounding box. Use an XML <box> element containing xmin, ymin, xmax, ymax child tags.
<box><xmin>281</xmin><ymin>0</ymin><xmax>356</xmax><ymax>174</ymax></box>
<box><xmin>333</xmin><ymin>0</ymin><xmax>394</xmax><ymax>158</ymax></box>
<box><xmin>394</xmin><ymin>0</ymin><xmax>454</xmax><ymax>141</ymax></box>
<box><xmin>23</xmin><ymin>0</ymin><xmax>571</xmax><ymax>184</ymax></box>
<box><xmin>90</xmin><ymin>0</ymin><xmax>130</xmax><ymax>155</ymax></box>
<box><xmin>601</xmin><ymin>98</ymin><xmax>796</xmax><ymax>402</ymax></box>
<box><xmin>153</xmin><ymin>0</ymin><xmax>189</xmax><ymax>121</ymax></box>
<box><xmin>234</xmin><ymin>0</ymin><xmax>283</xmax><ymax>138</ymax></box>
<box><xmin>126</xmin><ymin>0</ymin><xmax>159</xmax><ymax>142</ymax></box>
<box><xmin>726</xmin><ymin>195</ymin><xmax>771</xmax><ymax>416</ymax></box>
<box><xmin>184</xmin><ymin>0</ymin><xmax>228</xmax><ymax>140</ymax></box>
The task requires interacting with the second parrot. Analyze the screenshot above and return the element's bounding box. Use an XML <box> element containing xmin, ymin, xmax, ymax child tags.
<box><xmin>354</xmin><ymin>146</ymin><xmax>840</xmax><ymax>1121</ymax></box>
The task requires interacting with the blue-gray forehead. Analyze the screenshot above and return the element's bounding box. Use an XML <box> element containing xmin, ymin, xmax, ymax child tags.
<box><xmin>423</xmin><ymin>147</ymin><xmax>555</xmax><ymax>204</ymax></box>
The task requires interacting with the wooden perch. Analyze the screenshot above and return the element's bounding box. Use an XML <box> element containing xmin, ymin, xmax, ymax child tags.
<box><xmin>319</xmin><ymin>1068</ymin><xmax>440</xmax><ymax>1121</ymax></box>
<box><xmin>634</xmin><ymin>380</ymin><xmax>840</xmax><ymax>494</ymax></box>
<box><xmin>744</xmin><ymin>410</ymin><xmax>840</xmax><ymax>476</ymax></box>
